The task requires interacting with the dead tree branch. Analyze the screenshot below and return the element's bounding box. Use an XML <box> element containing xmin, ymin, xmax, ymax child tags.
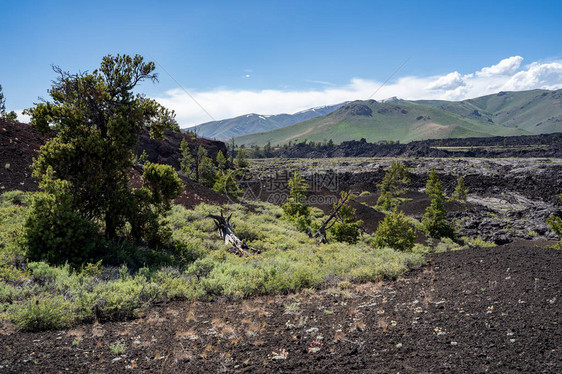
<box><xmin>207</xmin><ymin>210</ymin><xmax>261</xmax><ymax>256</ymax></box>
<box><xmin>313</xmin><ymin>190</ymin><xmax>354</xmax><ymax>244</ymax></box>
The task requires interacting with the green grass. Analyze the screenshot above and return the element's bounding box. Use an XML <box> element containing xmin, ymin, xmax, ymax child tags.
<box><xmin>109</xmin><ymin>341</ymin><xmax>126</xmax><ymax>355</ymax></box>
<box><xmin>0</xmin><ymin>190</ymin><xmax>424</xmax><ymax>331</ymax></box>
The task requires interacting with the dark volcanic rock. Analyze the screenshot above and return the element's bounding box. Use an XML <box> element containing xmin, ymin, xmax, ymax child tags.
<box><xmin>137</xmin><ymin>128</ymin><xmax>227</xmax><ymax>170</ymax></box>
<box><xmin>0</xmin><ymin>120</ymin><xmax>47</xmax><ymax>192</ymax></box>
<box><xmin>0</xmin><ymin>120</ymin><xmax>227</xmax><ymax>192</ymax></box>
<box><xmin>338</xmin><ymin>103</ymin><xmax>372</xmax><ymax>116</ymax></box>
<box><xmin>273</xmin><ymin>133</ymin><xmax>562</xmax><ymax>159</ymax></box>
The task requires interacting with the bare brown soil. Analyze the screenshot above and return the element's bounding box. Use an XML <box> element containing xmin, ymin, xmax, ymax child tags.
<box><xmin>0</xmin><ymin>120</ymin><xmax>47</xmax><ymax>192</ymax></box>
<box><xmin>0</xmin><ymin>119</ymin><xmax>228</xmax><ymax>207</ymax></box>
<box><xmin>1</xmin><ymin>240</ymin><xmax>560</xmax><ymax>373</ymax></box>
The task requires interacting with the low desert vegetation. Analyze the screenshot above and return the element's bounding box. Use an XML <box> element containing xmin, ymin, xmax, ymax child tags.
<box><xmin>1</xmin><ymin>55</ymin><xmax>423</xmax><ymax>332</ymax></box>
<box><xmin>0</xmin><ymin>191</ymin><xmax>424</xmax><ymax>331</ymax></box>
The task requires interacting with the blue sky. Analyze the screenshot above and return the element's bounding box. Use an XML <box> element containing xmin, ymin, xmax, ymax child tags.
<box><xmin>1</xmin><ymin>0</ymin><xmax>561</xmax><ymax>127</ymax></box>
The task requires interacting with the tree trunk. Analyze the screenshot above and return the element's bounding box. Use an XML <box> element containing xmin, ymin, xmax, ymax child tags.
<box><xmin>105</xmin><ymin>214</ymin><xmax>117</xmax><ymax>239</ymax></box>
<box><xmin>207</xmin><ymin>211</ymin><xmax>260</xmax><ymax>256</ymax></box>
<box><xmin>313</xmin><ymin>190</ymin><xmax>353</xmax><ymax>244</ymax></box>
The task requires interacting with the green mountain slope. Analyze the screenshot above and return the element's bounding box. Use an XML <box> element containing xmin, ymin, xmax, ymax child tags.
<box><xmin>188</xmin><ymin>102</ymin><xmax>346</xmax><ymax>140</ymax></box>
<box><xmin>234</xmin><ymin>100</ymin><xmax>527</xmax><ymax>146</ymax></box>
<box><xmin>415</xmin><ymin>89</ymin><xmax>562</xmax><ymax>133</ymax></box>
<box><xmin>234</xmin><ymin>89</ymin><xmax>562</xmax><ymax>146</ymax></box>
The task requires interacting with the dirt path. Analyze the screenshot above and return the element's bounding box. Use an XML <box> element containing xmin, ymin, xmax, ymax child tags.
<box><xmin>2</xmin><ymin>240</ymin><xmax>561</xmax><ymax>373</ymax></box>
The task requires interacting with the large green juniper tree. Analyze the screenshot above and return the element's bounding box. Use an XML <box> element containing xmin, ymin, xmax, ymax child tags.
<box><xmin>24</xmin><ymin>54</ymin><xmax>182</xmax><ymax>263</ymax></box>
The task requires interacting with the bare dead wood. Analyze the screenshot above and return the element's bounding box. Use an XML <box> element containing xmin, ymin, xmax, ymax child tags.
<box><xmin>313</xmin><ymin>190</ymin><xmax>354</xmax><ymax>244</ymax></box>
<box><xmin>207</xmin><ymin>210</ymin><xmax>261</xmax><ymax>256</ymax></box>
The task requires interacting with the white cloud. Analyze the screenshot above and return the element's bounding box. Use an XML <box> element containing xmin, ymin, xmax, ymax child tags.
<box><xmin>11</xmin><ymin>110</ymin><xmax>31</xmax><ymax>124</ymax></box>
<box><xmin>501</xmin><ymin>61</ymin><xmax>562</xmax><ymax>91</ymax></box>
<box><xmin>426</xmin><ymin>71</ymin><xmax>466</xmax><ymax>91</ymax></box>
<box><xmin>477</xmin><ymin>56</ymin><xmax>523</xmax><ymax>77</ymax></box>
<box><xmin>153</xmin><ymin>56</ymin><xmax>562</xmax><ymax>128</ymax></box>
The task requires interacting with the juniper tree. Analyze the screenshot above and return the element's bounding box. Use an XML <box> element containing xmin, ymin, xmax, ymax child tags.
<box><xmin>264</xmin><ymin>141</ymin><xmax>272</xmax><ymax>155</ymax></box>
<box><xmin>213</xmin><ymin>170</ymin><xmax>242</xmax><ymax>199</ymax></box>
<box><xmin>193</xmin><ymin>145</ymin><xmax>207</xmax><ymax>183</ymax></box>
<box><xmin>227</xmin><ymin>139</ymin><xmax>236</xmax><ymax>164</ymax></box>
<box><xmin>282</xmin><ymin>169</ymin><xmax>311</xmax><ymax>232</ymax></box>
<box><xmin>422</xmin><ymin>169</ymin><xmax>455</xmax><ymax>239</ymax></box>
<box><xmin>179</xmin><ymin>138</ymin><xmax>195</xmax><ymax>178</ymax></box>
<box><xmin>425</xmin><ymin>168</ymin><xmax>442</xmax><ymax>198</ymax></box>
<box><xmin>197</xmin><ymin>146</ymin><xmax>217</xmax><ymax>187</ymax></box>
<box><xmin>376</xmin><ymin>161</ymin><xmax>410</xmax><ymax>210</ymax></box>
<box><xmin>287</xmin><ymin>169</ymin><xmax>307</xmax><ymax>204</ymax></box>
<box><xmin>24</xmin><ymin>54</ymin><xmax>181</xmax><ymax>256</ymax></box>
<box><xmin>313</xmin><ymin>190</ymin><xmax>362</xmax><ymax>244</ymax></box>
<box><xmin>328</xmin><ymin>191</ymin><xmax>363</xmax><ymax>244</ymax></box>
<box><xmin>451</xmin><ymin>176</ymin><xmax>468</xmax><ymax>202</ymax></box>
<box><xmin>372</xmin><ymin>208</ymin><xmax>415</xmax><ymax>251</ymax></box>
<box><xmin>129</xmin><ymin>162</ymin><xmax>183</xmax><ymax>246</ymax></box>
<box><xmin>216</xmin><ymin>150</ymin><xmax>227</xmax><ymax>170</ymax></box>
<box><xmin>235</xmin><ymin>148</ymin><xmax>248</xmax><ymax>168</ymax></box>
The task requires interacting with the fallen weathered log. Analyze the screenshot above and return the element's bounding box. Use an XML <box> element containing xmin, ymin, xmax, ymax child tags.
<box><xmin>207</xmin><ymin>211</ymin><xmax>261</xmax><ymax>256</ymax></box>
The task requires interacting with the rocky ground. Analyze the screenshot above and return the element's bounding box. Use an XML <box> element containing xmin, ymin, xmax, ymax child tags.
<box><xmin>1</xmin><ymin>241</ymin><xmax>560</xmax><ymax>373</ymax></box>
<box><xmin>246</xmin><ymin>157</ymin><xmax>562</xmax><ymax>244</ymax></box>
<box><xmin>272</xmin><ymin>133</ymin><xmax>562</xmax><ymax>159</ymax></box>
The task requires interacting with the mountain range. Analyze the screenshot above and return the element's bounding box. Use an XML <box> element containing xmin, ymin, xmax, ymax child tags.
<box><xmin>189</xmin><ymin>102</ymin><xmax>347</xmax><ymax>140</ymax></box>
<box><xmin>232</xmin><ymin>89</ymin><xmax>562</xmax><ymax>146</ymax></box>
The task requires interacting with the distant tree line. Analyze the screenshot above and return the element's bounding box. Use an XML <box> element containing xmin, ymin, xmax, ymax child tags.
<box><xmin>230</xmin><ymin>138</ymin><xmax>406</xmax><ymax>158</ymax></box>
